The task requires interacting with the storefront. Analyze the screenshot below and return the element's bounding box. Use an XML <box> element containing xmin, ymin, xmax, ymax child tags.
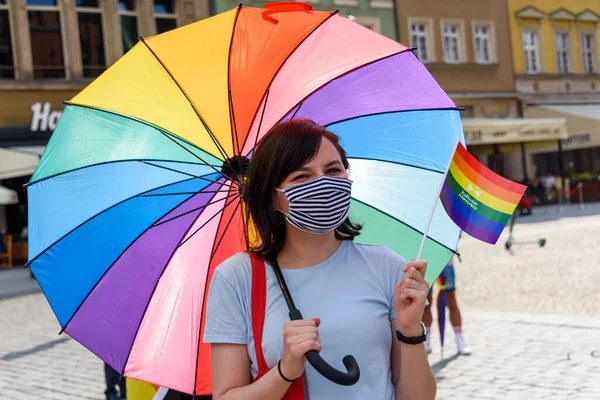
<box><xmin>524</xmin><ymin>104</ymin><xmax>600</xmax><ymax>174</ymax></box>
<box><xmin>0</xmin><ymin>90</ymin><xmax>76</xmax><ymax>263</ymax></box>
<box><xmin>462</xmin><ymin>117</ymin><xmax>569</xmax><ymax>181</ymax></box>
<box><xmin>524</xmin><ymin>104</ymin><xmax>600</xmax><ymax>201</ymax></box>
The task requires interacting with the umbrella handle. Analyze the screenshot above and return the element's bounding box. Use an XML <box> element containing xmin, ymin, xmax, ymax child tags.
<box><xmin>289</xmin><ymin>308</ymin><xmax>360</xmax><ymax>386</ymax></box>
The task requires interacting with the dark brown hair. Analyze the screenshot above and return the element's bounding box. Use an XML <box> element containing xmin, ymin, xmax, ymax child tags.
<box><xmin>242</xmin><ymin>119</ymin><xmax>361</xmax><ymax>262</ymax></box>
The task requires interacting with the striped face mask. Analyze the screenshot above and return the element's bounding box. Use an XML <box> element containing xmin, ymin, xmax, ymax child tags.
<box><xmin>276</xmin><ymin>175</ymin><xmax>353</xmax><ymax>234</ymax></box>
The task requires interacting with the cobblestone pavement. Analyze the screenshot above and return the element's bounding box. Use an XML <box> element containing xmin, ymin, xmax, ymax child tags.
<box><xmin>0</xmin><ymin>293</ymin><xmax>104</xmax><ymax>399</ymax></box>
<box><xmin>0</xmin><ymin>268</ymin><xmax>40</xmax><ymax>300</ymax></box>
<box><xmin>0</xmin><ymin>204</ymin><xmax>599</xmax><ymax>399</ymax></box>
<box><xmin>431</xmin><ymin>203</ymin><xmax>600</xmax><ymax>399</ymax></box>
<box><xmin>455</xmin><ymin>202</ymin><xmax>600</xmax><ymax>316</ymax></box>
<box><xmin>430</xmin><ymin>310</ymin><xmax>600</xmax><ymax>400</ymax></box>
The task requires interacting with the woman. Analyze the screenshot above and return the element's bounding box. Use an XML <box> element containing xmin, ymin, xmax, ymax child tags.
<box><xmin>203</xmin><ymin>119</ymin><xmax>435</xmax><ymax>399</ymax></box>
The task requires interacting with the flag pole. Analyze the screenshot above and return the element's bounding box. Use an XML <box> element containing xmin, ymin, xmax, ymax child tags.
<box><xmin>416</xmin><ymin>139</ymin><xmax>460</xmax><ymax>261</ymax></box>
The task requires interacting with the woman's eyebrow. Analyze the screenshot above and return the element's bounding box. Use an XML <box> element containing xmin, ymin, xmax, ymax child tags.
<box><xmin>295</xmin><ymin>160</ymin><xmax>341</xmax><ymax>172</ymax></box>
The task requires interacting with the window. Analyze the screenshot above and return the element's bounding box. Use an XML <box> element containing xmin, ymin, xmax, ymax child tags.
<box><xmin>154</xmin><ymin>0</ymin><xmax>176</xmax><ymax>34</ymax></box>
<box><xmin>410</xmin><ymin>22</ymin><xmax>431</xmax><ymax>62</ymax></box>
<box><xmin>77</xmin><ymin>0</ymin><xmax>106</xmax><ymax>78</ymax></box>
<box><xmin>27</xmin><ymin>0</ymin><xmax>66</xmax><ymax>79</ymax></box>
<box><xmin>522</xmin><ymin>30</ymin><xmax>540</xmax><ymax>74</ymax></box>
<box><xmin>473</xmin><ymin>24</ymin><xmax>492</xmax><ymax>64</ymax></box>
<box><xmin>0</xmin><ymin>0</ymin><xmax>15</xmax><ymax>78</ymax></box>
<box><xmin>442</xmin><ymin>23</ymin><xmax>462</xmax><ymax>63</ymax></box>
<box><xmin>581</xmin><ymin>33</ymin><xmax>596</xmax><ymax>74</ymax></box>
<box><xmin>555</xmin><ymin>32</ymin><xmax>570</xmax><ymax>74</ymax></box>
<box><xmin>119</xmin><ymin>0</ymin><xmax>138</xmax><ymax>53</ymax></box>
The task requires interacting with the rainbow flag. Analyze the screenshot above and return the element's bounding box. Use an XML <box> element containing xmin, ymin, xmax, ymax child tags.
<box><xmin>440</xmin><ymin>142</ymin><xmax>527</xmax><ymax>244</ymax></box>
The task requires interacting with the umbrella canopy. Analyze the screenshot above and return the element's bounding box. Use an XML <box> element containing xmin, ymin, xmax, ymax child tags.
<box><xmin>27</xmin><ymin>2</ymin><xmax>463</xmax><ymax>395</ymax></box>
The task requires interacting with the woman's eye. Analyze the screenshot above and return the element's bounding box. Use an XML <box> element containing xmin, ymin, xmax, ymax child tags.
<box><xmin>292</xmin><ymin>174</ymin><xmax>310</xmax><ymax>181</ymax></box>
<box><xmin>327</xmin><ymin>168</ymin><xmax>342</xmax><ymax>174</ymax></box>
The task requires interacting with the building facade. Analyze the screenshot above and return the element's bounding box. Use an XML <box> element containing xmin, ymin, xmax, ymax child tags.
<box><xmin>507</xmin><ymin>0</ymin><xmax>600</xmax><ymax>187</ymax></box>
<box><xmin>0</xmin><ymin>0</ymin><xmax>210</xmax><ymax>250</ymax></box>
<box><xmin>213</xmin><ymin>0</ymin><xmax>397</xmax><ymax>40</ymax></box>
<box><xmin>395</xmin><ymin>0</ymin><xmax>567</xmax><ymax>181</ymax></box>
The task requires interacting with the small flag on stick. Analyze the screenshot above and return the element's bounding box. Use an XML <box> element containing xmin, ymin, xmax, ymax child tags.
<box><xmin>440</xmin><ymin>142</ymin><xmax>527</xmax><ymax>244</ymax></box>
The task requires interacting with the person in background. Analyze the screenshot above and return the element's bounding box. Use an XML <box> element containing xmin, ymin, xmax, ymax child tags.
<box><xmin>105</xmin><ymin>362</ymin><xmax>127</xmax><ymax>400</ymax></box>
<box><xmin>541</xmin><ymin>171</ymin><xmax>557</xmax><ymax>203</ymax></box>
<box><xmin>422</xmin><ymin>255</ymin><xmax>471</xmax><ymax>356</ymax></box>
<box><xmin>531</xmin><ymin>177</ymin><xmax>543</xmax><ymax>205</ymax></box>
<box><xmin>0</xmin><ymin>233</ymin><xmax>6</xmax><ymax>254</ymax></box>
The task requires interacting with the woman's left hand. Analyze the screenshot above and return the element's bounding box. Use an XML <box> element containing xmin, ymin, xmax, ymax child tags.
<box><xmin>393</xmin><ymin>260</ymin><xmax>429</xmax><ymax>337</ymax></box>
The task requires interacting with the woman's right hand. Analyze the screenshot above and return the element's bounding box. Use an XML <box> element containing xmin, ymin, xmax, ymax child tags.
<box><xmin>279</xmin><ymin>318</ymin><xmax>322</xmax><ymax>380</ymax></box>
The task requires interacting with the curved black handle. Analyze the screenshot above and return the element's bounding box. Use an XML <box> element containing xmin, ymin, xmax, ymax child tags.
<box><xmin>289</xmin><ymin>308</ymin><xmax>360</xmax><ymax>386</ymax></box>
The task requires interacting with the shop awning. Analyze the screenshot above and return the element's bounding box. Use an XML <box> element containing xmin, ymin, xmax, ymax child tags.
<box><xmin>462</xmin><ymin>117</ymin><xmax>569</xmax><ymax>156</ymax></box>
<box><xmin>525</xmin><ymin>104</ymin><xmax>600</xmax><ymax>151</ymax></box>
<box><xmin>0</xmin><ymin>186</ymin><xmax>18</xmax><ymax>205</ymax></box>
<box><xmin>0</xmin><ymin>146</ymin><xmax>45</xmax><ymax>180</ymax></box>
<box><xmin>462</xmin><ymin>117</ymin><xmax>568</xmax><ymax>145</ymax></box>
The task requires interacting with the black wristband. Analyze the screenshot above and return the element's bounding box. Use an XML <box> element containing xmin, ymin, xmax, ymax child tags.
<box><xmin>395</xmin><ymin>321</ymin><xmax>427</xmax><ymax>345</ymax></box>
<box><xmin>277</xmin><ymin>360</ymin><xmax>297</xmax><ymax>383</ymax></box>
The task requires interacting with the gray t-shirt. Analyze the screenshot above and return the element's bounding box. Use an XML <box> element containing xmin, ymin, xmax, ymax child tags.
<box><xmin>203</xmin><ymin>240</ymin><xmax>406</xmax><ymax>399</ymax></box>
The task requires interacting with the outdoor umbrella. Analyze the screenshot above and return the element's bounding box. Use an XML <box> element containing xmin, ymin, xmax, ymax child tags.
<box><xmin>27</xmin><ymin>2</ymin><xmax>464</xmax><ymax>395</ymax></box>
<box><xmin>437</xmin><ymin>278</ymin><xmax>448</xmax><ymax>360</ymax></box>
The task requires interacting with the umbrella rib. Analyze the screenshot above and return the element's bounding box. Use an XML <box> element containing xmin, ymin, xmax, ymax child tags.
<box><xmin>142</xmin><ymin>161</ymin><xmax>234</xmax><ymax>188</ymax></box>
<box><xmin>140</xmin><ymin>189</ymin><xmax>232</xmax><ymax>197</ymax></box>
<box><xmin>60</xmin><ymin>102</ymin><xmax>226</xmax><ymax>176</ymax></box>
<box><xmin>248</xmin><ymin>88</ymin><xmax>270</xmax><ymax>157</ymax></box>
<box><xmin>351</xmin><ymin>197</ymin><xmax>457</xmax><ymax>255</ymax></box>
<box><xmin>120</xmin><ymin>188</ymin><xmax>224</xmax><ymax>376</ymax></box>
<box><xmin>27</xmin><ymin>158</ymin><xmax>220</xmax><ymax>188</ymax></box>
<box><xmin>194</xmin><ymin>193</ymin><xmax>242</xmax><ymax>395</ymax></box>
<box><xmin>139</xmin><ymin>38</ymin><xmax>235</xmax><ymax>174</ymax></box>
<box><xmin>239</xmin><ymin>10</ymin><xmax>339</xmax><ymax>152</ymax></box>
<box><xmin>347</xmin><ymin>156</ymin><xmax>445</xmax><ymax>174</ymax></box>
<box><xmin>25</xmin><ymin>174</ymin><xmax>219</xmax><ymax>268</ymax></box>
<box><xmin>177</xmin><ymin>194</ymin><xmax>239</xmax><ymax>249</ymax></box>
<box><xmin>268</xmin><ymin>48</ymin><xmax>415</xmax><ymax>134</ymax></box>
<box><xmin>289</xmin><ymin>101</ymin><xmax>303</xmax><ymax>121</ymax></box>
<box><xmin>55</xmin><ymin>181</ymin><xmax>224</xmax><ymax>335</ymax></box>
<box><xmin>227</xmin><ymin>5</ymin><xmax>244</xmax><ymax>162</ymax></box>
<box><xmin>152</xmin><ymin>192</ymin><xmax>237</xmax><ymax>228</ymax></box>
<box><xmin>210</xmin><ymin>199</ymin><xmax>242</xmax><ymax>259</ymax></box>
<box><xmin>240</xmin><ymin>48</ymin><xmax>417</xmax><ymax>155</ymax></box>
<box><xmin>229</xmin><ymin>87</ymin><xmax>241</xmax><ymax>161</ymax></box>
<box><xmin>155</xmin><ymin>129</ymin><xmax>235</xmax><ymax>182</ymax></box>
<box><xmin>323</xmin><ymin>107</ymin><xmax>461</xmax><ymax>128</ymax></box>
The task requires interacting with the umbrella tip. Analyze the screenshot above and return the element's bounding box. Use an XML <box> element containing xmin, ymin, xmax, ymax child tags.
<box><xmin>221</xmin><ymin>155</ymin><xmax>250</xmax><ymax>184</ymax></box>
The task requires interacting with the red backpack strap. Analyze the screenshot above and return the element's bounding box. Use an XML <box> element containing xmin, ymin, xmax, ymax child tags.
<box><xmin>250</xmin><ymin>253</ymin><xmax>305</xmax><ymax>399</ymax></box>
<box><xmin>250</xmin><ymin>252</ymin><xmax>270</xmax><ymax>376</ymax></box>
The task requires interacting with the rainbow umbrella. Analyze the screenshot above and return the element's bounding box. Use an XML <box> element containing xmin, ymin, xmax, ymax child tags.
<box><xmin>27</xmin><ymin>2</ymin><xmax>463</xmax><ymax>395</ymax></box>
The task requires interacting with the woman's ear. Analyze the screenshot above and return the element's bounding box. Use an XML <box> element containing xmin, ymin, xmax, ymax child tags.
<box><xmin>273</xmin><ymin>190</ymin><xmax>289</xmax><ymax>214</ymax></box>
